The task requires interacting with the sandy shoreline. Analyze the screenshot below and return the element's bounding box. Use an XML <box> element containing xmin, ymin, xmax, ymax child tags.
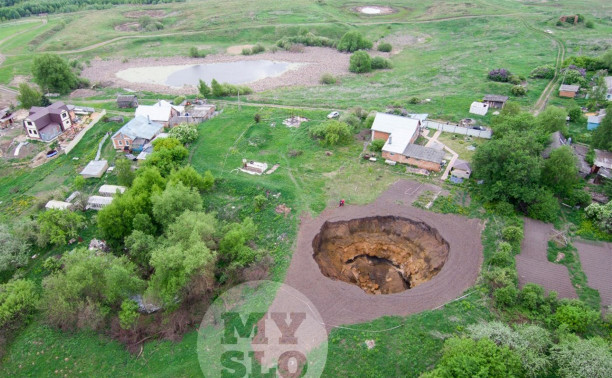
<box><xmin>82</xmin><ymin>47</ymin><xmax>354</xmax><ymax>95</ymax></box>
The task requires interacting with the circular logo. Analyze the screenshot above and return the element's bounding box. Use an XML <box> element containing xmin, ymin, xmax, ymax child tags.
<box><xmin>197</xmin><ymin>280</ymin><xmax>328</xmax><ymax>377</ymax></box>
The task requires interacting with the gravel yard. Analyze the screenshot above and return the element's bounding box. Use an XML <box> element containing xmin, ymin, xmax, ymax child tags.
<box><xmin>81</xmin><ymin>47</ymin><xmax>352</xmax><ymax>95</ymax></box>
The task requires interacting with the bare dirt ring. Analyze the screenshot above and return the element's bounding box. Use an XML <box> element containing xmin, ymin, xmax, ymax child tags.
<box><xmin>284</xmin><ymin>180</ymin><xmax>484</xmax><ymax>330</ymax></box>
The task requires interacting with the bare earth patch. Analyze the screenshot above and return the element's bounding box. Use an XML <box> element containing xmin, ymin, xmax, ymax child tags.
<box><xmin>354</xmin><ymin>6</ymin><xmax>397</xmax><ymax>15</ymax></box>
<box><xmin>226</xmin><ymin>45</ymin><xmax>254</xmax><ymax>55</ymax></box>
<box><xmin>81</xmin><ymin>47</ymin><xmax>351</xmax><ymax>95</ymax></box>
<box><xmin>69</xmin><ymin>89</ymin><xmax>99</xmax><ymax>98</ymax></box>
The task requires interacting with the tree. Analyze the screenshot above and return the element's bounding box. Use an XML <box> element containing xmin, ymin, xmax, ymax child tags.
<box><xmin>218</xmin><ymin>217</ymin><xmax>259</xmax><ymax>270</ymax></box>
<box><xmin>40</xmin><ymin>248</ymin><xmax>144</xmax><ymax>330</ymax></box>
<box><xmin>151</xmin><ymin>182</ymin><xmax>203</xmax><ymax>229</ymax></box>
<box><xmin>16</xmin><ymin>83</ymin><xmax>43</xmax><ymax>109</ymax></box>
<box><xmin>472</xmin><ymin>132</ymin><xmax>543</xmax><ymax>207</ymax></box>
<box><xmin>125</xmin><ymin>230</ymin><xmax>156</xmax><ymax>272</ymax></box>
<box><xmin>551</xmin><ymin>335</ymin><xmax>612</xmax><ymax>377</ymax></box>
<box><xmin>541</xmin><ymin>146</ymin><xmax>579</xmax><ymax>196</ymax></box>
<box><xmin>602</xmin><ymin>50</ymin><xmax>612</xmax><ymax>71</ymax></box>
<box><xmin>568</xmin><ymin>106</ymin><xmax>583</xmax><ymax>122</ymax></box>
<box><xmin>349</xmin><ymin>51</ymin><xmax>372</xmax><ymax>73</ymax></box>
<box><xmin>0</xmin><ymin>279</ymin><xmax>39</xmax><ymax>329</ymax></box>
<box><xmin>0</xmin><ymin>224</ymin><xmax>30</xmax><ymax>272</ymax></box>
<box><xmin>168</xmin><ymin>166</ymin><xmax>213</xmax><ymax>192</ymax></box>
<box><xmin>31</xmin><ymin>54</ymin><xmax>78</xmax><ymax>94</ymax></box>
<box><xmin>97</xmin><ymin>191</ymin><xmax>151</xmax><ymax>244</ymax></box>
<box><xmin>211</xmin><ymin>79</ymin><xmax>223</xmax><ymax>97</ymax></box>
<box><xmin>587</xmin><ymin>74</ymin><xmax>608</xmax><ymax>109</ymax></box>
<box><xmin>337</xmin><ymin>31</ymin><xmax>372</xmax><ymax>52</ymax></box>
<box><xmin>501</xmin><ymin>226</ymin><xmax>523</xmax><ymax>243</ymax></box>
<box><xmin>73</xmin><ymin>175</ymin><xmax>86</xmax><ymax>190</ymax></box>
<box><xmin>37</xmin><ymin>209</ymin><xmax>86</xmax><ymax>247</ymax></box>
<box><xmin>585</xmin><ymin>200</ymin><xmax>612</xmax><ymax>233</ymax></box>
<box><xmin>422</xmin><ymin>337</ymin><xmax>524</xmax><ymax>377</ymax></box>
<box><xmin>309</xmin><ymin>120</ymin><xmax>352</xmax><ymax>146</ymax></box>
<box><xmin>198</xmin><ymin>79</ymin><xmax>211</xmax><ymax>97</ymax></box>
<box><xmin>527</xmin><ymin>189</ymin><xmax>560</xmax><ymax>223</ymax></box>
<box><xmin>132</xmin><ymin>213</ymin><xmax>156</xmax><ymax>235</ymax></box>
<box><xmin>168</xmin><ymin>123</ymin><xmax>198</xmax><ymax>144</ymax></box>
<box><xmin>537</xmin><ymin>106</ymin><xmax>567</xmax><ymax>134</ymax></box>
<box><xmin>143</xmin><ymin>137</ymin><xmax>188</xmax><ymax>175</ymax></box>
<box><xmin>591</xmin><ymin>106</ymin><xmax>612</xmax><ymax>150</ymax></box>
<box><xmin>511</xmin><ymin>85</ymin><xmax>526</xmax><ymax>96</ymax></box>
<box><xmin>115</xmin><ymin>157</ymin><xmax>135</xmax><ymax>187</ymax></box>
<box><xmin>553</xmin><ymin>300</ymin><xmax>600</xmax><ymax>334</ymax></box>
<box><xmin>118</xmin><ymin>299</ymin><xmax>140</xmax><ymax>330</ymax></box>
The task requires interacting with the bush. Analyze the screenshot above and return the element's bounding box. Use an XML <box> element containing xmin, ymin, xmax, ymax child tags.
<box><xmin>509</xmin><ymin>75</ymin><xmax>521</xmax><ymax>85</ymax></box>
<box><xmin>568</xmin><ymin>106</ymin><xmax>583</xmax><ymax>122</ymax></box>
<box><xmin>490</xmin><ymin>243</ymin><xmax>514</xmax><ymax>267</ymax></box>
<box><xmin>0</xmin><ymin>224</ymin><xmax>30</xmax><ymax>272</ymax></box>
<box><xmin>189</xmin><ymin>47</ymin><xmax>205</xmax><ymax>58</ymax></box>
<box><xmin>527</xmin><ymin>190</ymin><xmax>560</xmax><ymax>223</ymax></box>
<box><xmin>488</xmin><ymin>68</ymin><xmax>511</xmax><ymax>82</ymax></box>
<box><xmin>585</xmin><ymin>20</ymin><xmax>594</xmax><ymax>28</ymax></box>
<box><xmin>519</xmin><ymin>283</ymin><xmax>547</xmax><ymax>312</ymax></box>
<box><xmin>502</xmin><ymin>226</ymin><xmax>523</xmax><ymax>243</ymax></box>
<box><xmin>309</xmin><ymin>120</ymin><xmax>352</xmax><ymax>146</ymax></box>
<box><xmin>210</xmin><ymin>79</ymin><xmax>253</xmax><ymax>97</ymax></box>
<box><xmin>337</xmin><ymin>31</ymin><xmax>372</xmax><ymax>52</ymax></box>
<box><xmin>254</xmin><ymin>113</ymin><xmax>261</xmax><ymax>123</ymax></box>
<box><xmin>371</xmin><ymin>56</ymin><xmax>392</xmax><ymax>69</ymax></box>
<box><xmin>320</xmin><ymin>73</ymin><xmax>338</xmax><ymax>85</ymax></box>
<box><xmin>173</xmin><ymin>96</ymin><xmax>185</xmax><ymax>105</ymax></box>
<box><xmin>253</xmin><ymin>195</ymin><xmax>267</xmax><ymax>211</ymax></box>
<box><xmin>349</xmin><ymin>51</ymin><xmax>372</xmax><ymax>73</ymax></box>
<box><xmin>377</xmin><ymin>42</ymin><xmax>392</xmax><ymax>52</ymax></box>
<box><xmin>564</xmin><ymin>190</ymin><xmax>591</xmax><ymax>207</ymax></box>
<box><xmin>251</xmin><ymin>44</ymin><xmax>265</xmax><ymax>54</ymax></box>
<box><xmin>168</xmin><ymin>123</ymin><xmax>198</xmax><ymax>145</ymax></box>
<box><xmin>485</xmin><ymin>267</ymin><xmax>518</xmax><ymax>289</ymax></box>
<box><xmin>494</xmin><ymin>285</ymin><xmax>518</xmax><ymax>307</ymax></box>
<box><xmin>118</xmin><ymin>299</ymin><xmax>139</xmax><ymax>330</ymax></box>
<box><xmin>37</xmin><ymin>209</ymin><xmax>86</xmax><ymax>247</ymax></box>
<box><xmin>495</xmin><ymin>201</ymin><xmax>516</xmax><ymax>216</ymax></box>
<box><xmin>530</xmin><ymin>65</ymin><xmax>556</xmax><ymax>79</ymax></box>
<box><xmin>551</xmin><ymin>336</ymin><xmax>612</xmax><ymax>377</ymax></box>
<box><xmin>511</xmin><ymin>85</ymin><xmax>527</xmax><ymax>96</ymax></box>
<box><xmin>408</xmin><ymin>97</ymin><xmax>420</xmax><ymax>104</ymax></box>
<box><xmin>276</xmin><ymin>32</ymin><xmax>335</xmax><ymax>49</ymax></box>
<box><xmin>553</xmin><ymin>300</ymin><xmax>600</xmax><ymax>333</ymax></box>
<box><xmin>370</xmin><ymin>139</ymin><xmax>385</xmax><ymax>152</ymax></box>
<box><xmin>0</xmin><ymin>279</ymin><xmax>39</xmax><ymax>328</ymax></box>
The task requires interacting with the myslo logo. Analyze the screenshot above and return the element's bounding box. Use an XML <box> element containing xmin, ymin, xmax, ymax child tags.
<box><xmin>197</xmin><ymin>281</ymin><xmax>328</xmax><ymax>377</ymax></box>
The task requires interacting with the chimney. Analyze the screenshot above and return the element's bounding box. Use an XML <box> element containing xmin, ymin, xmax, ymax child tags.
<box><xmin>147</xmin><ymin>115</ymin><xmax>150</xmax><ymax>124</ymax></box>
<box><xmin>388</xmin><ymin>136</ymin><xmax>392</xmax><ymax>145</ymax></box>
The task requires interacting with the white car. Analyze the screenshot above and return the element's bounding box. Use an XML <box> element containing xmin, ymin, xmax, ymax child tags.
<box><xmin>327</xmin><ymin>111</ymin><xmax>340</xmax><ymax>119</ymax></box>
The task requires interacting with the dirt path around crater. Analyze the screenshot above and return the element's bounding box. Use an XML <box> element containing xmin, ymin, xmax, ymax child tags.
<box><xmin>283</xmin><ymin>179</ymin><xmax>484</xmax><ymax>330</ymax></box>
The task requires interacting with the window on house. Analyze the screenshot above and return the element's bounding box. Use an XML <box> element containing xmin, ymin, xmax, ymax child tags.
<box><xmin>61</xmin><ymin>112</ymin><xmax>68</xmax><ymax>119</ymax></box>
<box><xmin>125</xmin><ymin>140</ymin><xmax>130</xmax><ymax>145</ymax></box>
<box><xmin>118</xmin><ymin>140</ymin><xmax>123</xmax><ymax>146</ymax></box>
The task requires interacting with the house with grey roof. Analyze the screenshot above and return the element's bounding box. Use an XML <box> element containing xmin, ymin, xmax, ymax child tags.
<box><xmin>116</xmin><ymin>94</ymin><xmax>138</xmax><ymax>108</ymax></box>
<box><xmin>111</xmin><ymin>116</ymin><xmax>163</xmax><ymax>152</ymax></box>
<box><xmin>23</xmin><ymin>101</ymin><xmax>73</xmax><ymax>142</ymax></box>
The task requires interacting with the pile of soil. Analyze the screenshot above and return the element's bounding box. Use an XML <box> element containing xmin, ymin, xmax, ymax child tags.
<box><xmin>313</xmin><ymin>216</ymin><xmax>449</xmax><ymax>294</ymax></box>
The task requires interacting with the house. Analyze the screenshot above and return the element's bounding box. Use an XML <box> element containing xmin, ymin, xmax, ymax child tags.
<box><xmin>605</xmin><ymin>77</ymin><xmax>612</xmax><ymax>101</ymax></box>
<box><xmin>98</xmin><ymin>185</ymin><xmax>126</xmax><ymax>197</ymax></box>
<box><xmin>168</xmin><ymin>104</ymin><xmax>216</xmax><ymax>126</ymax></box>
<box><xmin>483</xmin><ymin>95</ymin><xmax>508</xmax><ymax>109</ymax></box>
<box><xmin>451</xmin><ymin>160</ymin><xmax>472</xmax><ymax>179</ymax></box>
<box><xmin>587</xmin><ymin>112</ymin><xmax>605</xmax><ymax>130</ymax></box>
<box><xmin>572</xmin><ymin>144</ymin><xmax>592</xmax><ymax>177</ymax></box>
<box><xmin>22</xmin><ymin>101</ymin><xmax>74</xmax><ymax>142</ymax></box>
<box><xmin>80</xmin><ymin>160</ymin><xmax>109</xmax><ymax>178</ymax></box>
<box><xmin>111</xmin><ymin>116</ymin><xmax>163</xmax><ymax>151</ymax></box>
<box><xmin>401</xmin><ymin>144</ymin><xmax>446</xmax><ymax>172</ymax></box>
<box><xmin>592</xmin><ymin>149</ymin><xmax>612</xmax><ymax>184</ymax></box>
<box><xmin>559</xmin><ymin>84</ymin><xmax>580</xmax><ymax>98</ymax></box>
<box><xmin>135</xmin><ymin>100</ymin><xmax>183</xmax><ymax>126</ymax></box>
<box><xmin>542</xmin><ymin>131</ymin><xmax>567</xmax><ymax>159</ymax></box>
<box><xmin>469</xmin><ymin>102</ymin><xmax>489</xmax><ymax>116</ymax></box>
<box><xmin>0</xmin><ymin>107</ymin><xmax>14</xmax><ymax>128</ymax></box>
<box><xmin>116</xmin><ymin>94</ymin><xmax>138</xmax><ymax>108</ymax></box>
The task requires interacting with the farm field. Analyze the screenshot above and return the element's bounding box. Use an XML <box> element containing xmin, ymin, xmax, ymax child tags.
<box><xmin>1</xmin><ymin>0</ymin><xmax>612</xmax><ymax>376</ymax></box>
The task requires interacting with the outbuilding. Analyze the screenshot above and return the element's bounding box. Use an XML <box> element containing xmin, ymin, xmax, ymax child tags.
<box><xmin>559</xmin><ymin>84</ymin><xmax>580</xmax><ymax>98</ymax></box>
<box><xmin>45</xmin><ymin>200</ymin><xmax>72</xmax><ymax>210</ymax></box>
<box><xmin>80</xmin><ymin>160</ymin><xmax>109</xmax><ymax>178</ymax></box>
<box><xmin>99</xmin><ymin>185</ymin><xmax>126</xmax><ymax>197</ymax></box>
<box><xmin>482</xmin><ymin>94</ymin><xmax>508</xmax><ymax>109</ymax></box>
<box><xmin>86</xmin><ymin>196</ymin><xmax>114</xmax><ymax>210</ymax></box>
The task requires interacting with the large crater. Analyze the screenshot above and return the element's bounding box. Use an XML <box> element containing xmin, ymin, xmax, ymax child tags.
<box><xmin>312</xmin><ymin>216</ymin><xmax>449</xmax><ymax>295</ymax></box>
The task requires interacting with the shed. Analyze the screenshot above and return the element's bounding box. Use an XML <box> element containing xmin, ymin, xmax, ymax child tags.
<box><xmin>402</xmin><ymin>144</ymin><xmax>446</xmax><ymax>172</ymax></box>
<box><xmin>469</xmin><ymin>102</ymin><xmax>489</xmax><ymax>116</ymax></box>
<box><xmin>87</xmin><ymin>195</ymin><xmax>114</xmax><ymax>210</ymax></box>
<box><xmin>80</xmin><ymin>160</ymin><xmax>109</xmax><ymax>178</ymax></box>
<box><xmin>45</xmin><ymin>200</ymin><xmax>72</xmax><ymax>210</ymax></box>
<box><xmin>587</xmin><ymin>109</ymin><xmax>606</xmax><ymax>130</ymax></box>
<box><xmin>117</xmin><ymin>94</ymin><xmax>138</xmax><ymax>108</ymax></box>
<box><xmin>483</xmin><ymin>94</ymin><xmax>508</xmax><ymax>109</ymax></box>
<box><xmin>451</xmin><ymin>160</ymin><xmax>472</xmax><ymax>179</ymax></box>
<box><xmin>559</xmin><ymin>84</ymin><xmax>580</xmax><ymax>98</ymax></box>
<box><xmin>99</xmin><ymin>185</ymin><xmax>127</xmax><ymax>196</ymax></box>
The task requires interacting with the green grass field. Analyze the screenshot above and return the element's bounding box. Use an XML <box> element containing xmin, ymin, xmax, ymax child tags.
<box><xmin>1</xmin><ymin>0</ymin><xmax>611</xmax><ymax>375</ymax></box>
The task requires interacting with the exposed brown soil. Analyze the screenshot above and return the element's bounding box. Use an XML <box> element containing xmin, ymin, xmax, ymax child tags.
<box><xmin>313</xmin><ymin>216</ymin><xmax>449</xmax><ymax>294</ymax></box>
<box><xmin>226</xmin><ymin>44</ymin><xmax>254</xmax><ymax>55</ymax></box>
<box><xmin>515</xmin><ymin>218</ymin><xmax>577</xmax><ymax>299</ymax></box>
<box><xmin>284</xmin><ymin>180</ymin><xmax>484</xmax><ymax>329</ymax></box>
<box><xmin>574</xmin><ymin>240</ymin><xmax>612</xmax><ymax>312</ymax></box>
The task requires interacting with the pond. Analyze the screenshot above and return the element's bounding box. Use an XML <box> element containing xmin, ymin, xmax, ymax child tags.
<box><xmin>116</xmin><ymin>60</ymin><xmax>300</xmax><ymax>88</ymax></box>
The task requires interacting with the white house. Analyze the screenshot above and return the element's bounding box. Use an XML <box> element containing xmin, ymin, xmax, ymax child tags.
<box><xmin>135</xmin><ymin>100</ymin><xmax>184</xmax><ymax>126</ymax></box>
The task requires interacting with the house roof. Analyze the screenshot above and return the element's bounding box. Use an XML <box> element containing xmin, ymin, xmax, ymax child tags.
<box><xmin>188</xmin><ymin>105</ymin><xmax>216</xmax><ymax>117</ymax></box>
<box><xmin>594</xmin><ymin>149</ymin><xmax>612</xmax><ymax>170</ymax></box>
<box><xmin>117</xmin><ymin>94</ymin><xmax>137</xmax><ymax>102</ymax></box>
<box><xmin>483</xmin><ymin>94</ymin><xmax>508</xmax><ymax>103</ymax></box>
<box><xmin>27</xmin><ymin>102</ymin><xmax>69</xmax><ymax>129</ymax></box>
<box><xmin>587</xmin><ymin>115</ymin><xmax>604</xmax><ymax>124</ymax></box>
<box><xmin>469</xmin><ymin>101</ymin><xmax>489</xmax><ymax>116</ymax></box>
<box><xmin>559</xmin><ymin>84</ymin><xmax>580</xmax><ymax>92</ymax></box>
<box><xmin>402</xmin><ymin>144</ymin><xmax>446</xmax><ymax>164</ymax></box>
<box><xmin>453</xmin><ymin>159</ymin><xmax>471</xmax><ymax>172</ymax></box>
<box><xmin>80</xmin><ymin>160</ymin><xmax>108</xmax><ymax>178</ymax></box>
<box><xmin>542</xmin><ymin>131</ymin><xmax>567</xmax><ymax>159</ymax></box>
<box><xmin>135</xmin><ymin>100</ymin><xmax>183</xmax><ymax>122</ymax></box>
<box><xmin>371</xmin><ymin>112</ymin><xmax>420</xmax><ymax>154</ymax></box>
<box><xmin>112</xmin><ymin>116</ymin><xmax>163</xmax><ymax>141</ymax></box>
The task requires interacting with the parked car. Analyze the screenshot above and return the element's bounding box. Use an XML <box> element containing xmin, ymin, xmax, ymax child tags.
<box><xmin>327</xmin><ymin>111</ymin><xmax>340</xmax><ymax>119</ymax></box>
<box><xmin>470</xmin><ymin>125</ymin><xmax>487</xmax><ymax>131</ymax></box>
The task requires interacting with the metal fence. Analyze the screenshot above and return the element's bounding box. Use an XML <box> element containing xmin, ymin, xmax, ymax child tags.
<box><xmin>423</xmin><ymin>120</ymin><xmax>492</xmax><ymax>139</ymax></box>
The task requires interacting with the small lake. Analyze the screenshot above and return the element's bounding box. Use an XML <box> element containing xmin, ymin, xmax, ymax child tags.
<box><xmin>165</xmin><ymin>60</ymin><xmax>297</xmax><ymax>87</ymax></box>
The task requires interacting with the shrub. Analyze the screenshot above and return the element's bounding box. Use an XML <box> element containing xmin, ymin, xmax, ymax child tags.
<box><xmin>241</xmin><ymin>47</ymin><xmax>252</xmax><ymax>55</ymax></box>
<box><xmin>337</xmin><ymin>31</ymin><xmax>372</xmax><ymax>52</ymax></box>
<box><xmin>118</xmin><ymin>299</ymin><xmax>139</xmax><ymax>330</ymax></box>
<box><xmin>519</xmin><ymin>283</ymin><xmax>547</xmax><ymax>312</ymax></box>
<box><xmin>254</xmin><ymin>113</ymin><xmax>261</xmax><ymax>123</ymax></box>
<box><xmin>494</xmin><ymin>285</ymin><xmax>518</xmax><ymax>307</ymax></box>
<box><xmin>551</xmin><ymin>336</ymin><xmax>612</xmax><ymax>377</ymax></box>
<box><xmin>210</xmin><ymin>78</ymin><xmax>253</xmax><ymax>97</ymax></box>
<box><xmin>488</xmin><ymin>68</ymin><xmax>511</xmax><ymax>82</ymax></box>
<box><xmin>168</xmin><ymin>123</ymin><xmax>198</xmax><ymax>145</ymax></box>
<box><xmin>370</xmin><ymin>139</ymin><xmax>385</xmax><ymax>152</ymax></box>
<box><xmin>530</xmin><ymin>65</ymin><xmax>550</xmax><ymax>78</ymax></box>
<box><xmin>173</xmin><ymin>96</ymin><xmax>185</xmax><ymax>105</ymax></box>
<box><xmin>502</xmin><ymin>226</ymin><xmax>523</xmax><ymax>243</ymax></box>
<box><xmin>0</xmin><ymin>279</ymin><xmax>39</xmax><ymax>328</ymax></box>
<box><xmin>553</xmin><ymin>300</ymin><xmax>601</xmax><ymax>333</ymax></box>
<box><xmin>585</xmin><ymin>20</ymin><xmax>594</xmax><ymax>28</ymax></box>
<box><xmin>408</xmin><ymin>97</ymin><xmax>420</xmax><ymax>104</ymax></box>
<box><xmin>485</xmin><ymin>267</ymin><xmax>517</xmax><ymax>289</ymax></box>
<box><xmin>511</xmin><ymin>85</ymin><xmax>527</xmax><ymax>96</ymax></box>
<box><xmin>377</xmin><ymin>42</ymin><xmax>392</xmax><ymax>52</ymax></box>
<box><xmin>251</xmin><ymin>44</ymin><xmax>265</xmax><ymax>54</ymax></box>
<box><xmin>371</xmin><ymin>56</ymin><xmax>392</xmax><ymax>69</ymax></box>
<box><xmin>490</xmin><ymin>243</ymin><xmax>514</xmax><ymax>267</ymax></box>
<box><xmin>309</xmin><ymin>120</ymin><xmax>352</xmax><ymax>146</ymax></box>
<box><xmin>320</xmin><ymin>73</ymin><xmax>338</xmax><ymax>85</ymax></box>
<box><xmin>509</xmin><ymin>75</ymin><xmax>521</xmax><ymax>85</ymax></box>
<box><xmin>495</xmin><ymin>201</ymin><xmax>515</xmax><ymax>216</ymax></box>
<box><xmin>276</xmin><ymin>32</ymin><xmax>335</xmax><ymax>49</ymax></box>
<box><xmin>564</xmin><ymin>190</ymin><xmax>591</xmax><ymax>207</ymax></box>
<box><xmin>527</xmin><ymin>190</ymin><xmax>560</xmax><ymax>223</ymax></box>
<box><xmin>349</xmin><ymin>51</ymin><xmax>372</xmax><ymax>73</ymax></box>
<box><xmin>189</xmin><ymin>47</ymin><xmax>205</xmax><ymax>58</ymax></box>
<box><xmin>254</xmin><ymin>195</ymin><xmax>267</xmax><ymax>211</ymax></box>
<box><xmin>0</xmin><ymin>225</ymin><xmax>30</xmax><ymax>272</ymax></box>
<box><xmin>568</xmin><ymin>106</ymin><xmax>583</xmax><ymax>122</ymax></box>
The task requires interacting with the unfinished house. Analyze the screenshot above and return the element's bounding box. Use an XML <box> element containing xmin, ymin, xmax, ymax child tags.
<box><xmin>22</xmin><ymin>101</ymin><xmax>74</xmax><ymax>142</ymax></box>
